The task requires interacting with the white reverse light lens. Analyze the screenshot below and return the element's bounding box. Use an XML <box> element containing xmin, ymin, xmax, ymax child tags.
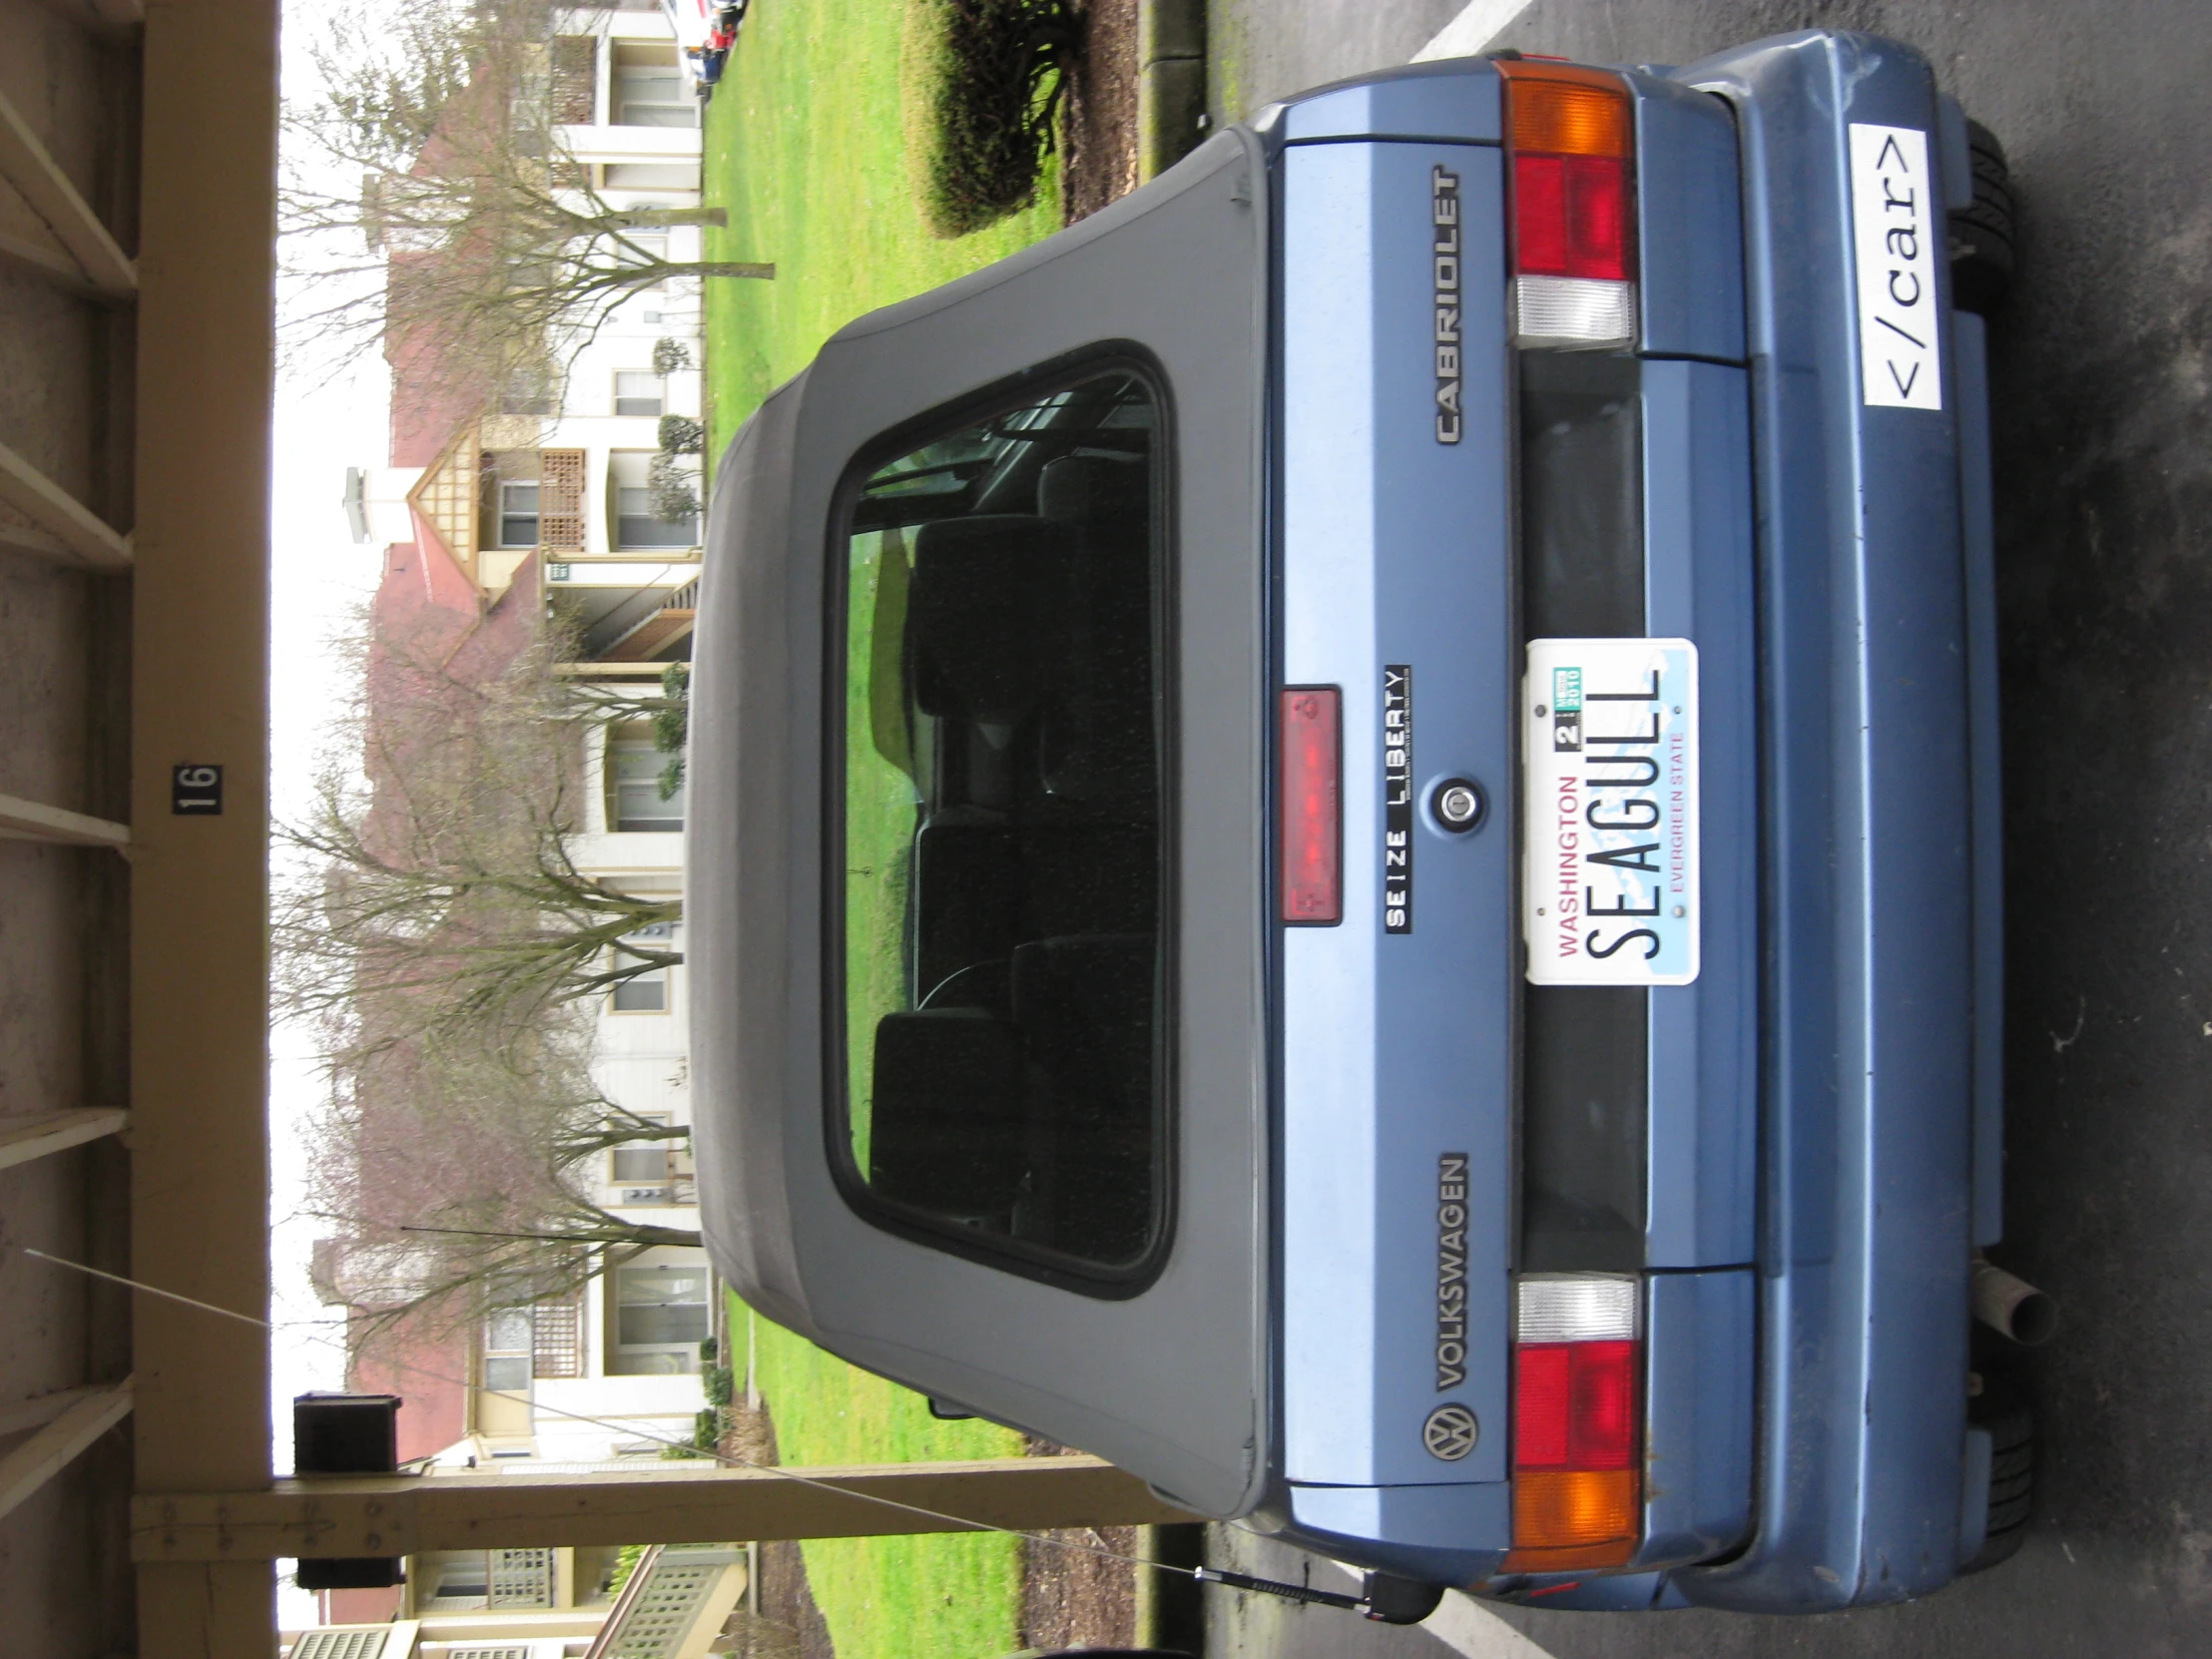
<box><xmin>1517</xmin><ymin>1273</ymin><xmax>1640</xmax><ymax>1343</ymax></box>
<box><xmin>1513</xmin><ymin>276</ymin><xmax>1636</xmax><ymax>350</ymax></box>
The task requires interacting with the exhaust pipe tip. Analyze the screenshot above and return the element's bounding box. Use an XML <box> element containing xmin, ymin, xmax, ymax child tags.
<box><xmin>1973</xmin><ymin>1256</ymin><xmax>2058</xmax><ymax>1347</ymax></box>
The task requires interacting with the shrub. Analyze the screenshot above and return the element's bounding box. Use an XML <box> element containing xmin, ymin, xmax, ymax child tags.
<box><xmin>647</xmin><ymin>452</ymin><xmax>702</xmax><ymax>522</ymax></box>
<box><xmin>652</xmin><ymin>336</ymin><xmax>694</xmax><ymax>376</ymax></box>
<box><xmin>658</xmin><ymin>413</ymin><xmax>705</xmax><ymax>455</ymax></box>
<box><xmin>704</xmin><ymin>1365</ymin><xmax>736</xmax><ymax>1406</ymax></box>
<box><xmin>904</xmin><ymin>0</ymin><xmax>1081</xmax><ymax>239</ymax></box>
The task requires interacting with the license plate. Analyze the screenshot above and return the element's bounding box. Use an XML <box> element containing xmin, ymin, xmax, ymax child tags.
<box><xmin>1522</xmin><ymin>639</ymin><xmax>1700</xmax><ymax>986</ymax></box>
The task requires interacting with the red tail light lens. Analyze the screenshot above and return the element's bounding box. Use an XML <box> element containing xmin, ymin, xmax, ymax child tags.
<box><xmin>1280</xmin><ymin>687</ymin><xmax>1341</xmax><ymax>924</ymax></box>
<box><xmin>1512</xmin><ymin>154</ymin><xmax>1631</xmax><ymax>281</ymax></box>
<box><xmin>1509</xmin><ymin>1275</ymin><xmax>1643</xmax><ymax>1570</ymax></box>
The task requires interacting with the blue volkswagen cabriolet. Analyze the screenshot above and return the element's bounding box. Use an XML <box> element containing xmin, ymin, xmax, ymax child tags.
<box><xmin>688</xmin><ymin>28</ymin><xmax>2031</xmax><ymax>1615</ymax></box>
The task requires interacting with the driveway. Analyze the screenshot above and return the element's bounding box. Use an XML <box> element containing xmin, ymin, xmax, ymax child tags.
<box><xmin>1201</xmin><ymin>2</ymin><xmax>2212</xmax><ymax>1655</ymax></box>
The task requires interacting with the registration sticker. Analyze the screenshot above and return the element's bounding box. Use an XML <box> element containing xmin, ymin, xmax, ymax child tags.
<box><xmin>1522</xmin><ymin>639</ymin><xmax>1700</xmax><ymax>985</ymax></box>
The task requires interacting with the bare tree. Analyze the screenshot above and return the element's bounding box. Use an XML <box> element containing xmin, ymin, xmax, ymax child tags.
<box><xmin>310</xmin><ymin>1019</ymin><xmax>704</xmax><ymax>1333</ymax></box>
<box><xmin>276</xmin><ymin>604</ymin><xmax>685</xmax><ymax>1067</ymax></box>
<box><xmin>283</xmin><ymin>0</ymin><xmax>772</xmax><ymax>399</ymax></box>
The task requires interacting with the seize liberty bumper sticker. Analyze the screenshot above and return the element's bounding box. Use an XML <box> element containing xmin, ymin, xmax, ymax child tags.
<box><xmin>1522</xmin><ymin>639</ymin><xmax>1700</xmax><ymax>985</ymax></box>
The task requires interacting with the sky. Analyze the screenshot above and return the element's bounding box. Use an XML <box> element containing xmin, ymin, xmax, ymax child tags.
<box><xmin>266</xmin><ymin>1</ymin><xmax>392</xmax><ymax>1624</ymax></box>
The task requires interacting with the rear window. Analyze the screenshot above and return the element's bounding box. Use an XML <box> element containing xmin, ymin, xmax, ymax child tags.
<box><xmin>829</xmin><ymin>364</ymin><xmax>1172</xmax><ymax>1289</ymax></box>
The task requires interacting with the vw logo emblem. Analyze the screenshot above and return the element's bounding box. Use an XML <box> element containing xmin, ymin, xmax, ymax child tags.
<box><xmin>1422</xmin><ymin>1402</ymin><xmax>1479</xmax><ymax>1461</ymax></box>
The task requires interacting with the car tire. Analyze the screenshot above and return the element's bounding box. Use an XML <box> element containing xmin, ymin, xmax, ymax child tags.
<box><xmin>1949</xmin><ymin>119</ymin><xmax>2016</xmax><ymax>314</ymax></box>
<box><xmin>1960</xmin><ymin>1377</ymin><xmax>2033</xmax><ymax>1573</ymax></box>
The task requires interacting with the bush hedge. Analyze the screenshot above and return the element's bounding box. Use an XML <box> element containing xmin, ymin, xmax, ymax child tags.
<box><xmin>904</xmin><ymin>0</ymin><xmax>1081</xmax><ymax>239</ymax></box>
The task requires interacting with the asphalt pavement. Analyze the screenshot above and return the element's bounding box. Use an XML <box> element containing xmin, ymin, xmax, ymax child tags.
<box><xmin>1199</xmin><ymin>2</ymin><xmax>2212</xmax><ymax>1655</ymax></box>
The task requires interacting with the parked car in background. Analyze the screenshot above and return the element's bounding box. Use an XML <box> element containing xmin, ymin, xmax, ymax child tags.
<box><xmin>662</xmin><ymin>0</ymin><xmax>744</xmax><ymax>88</ymax></box>
<box><xmin>689</xmin><ymin>29</ymin><xmax>2030</xmax><ymax>1617</ymax></box>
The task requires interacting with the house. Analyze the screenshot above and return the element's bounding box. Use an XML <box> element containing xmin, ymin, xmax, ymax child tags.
<box><xmin>315</xmin><ymin>0</ymin><xmax>716</xmax><ymax>1564</ymax></box>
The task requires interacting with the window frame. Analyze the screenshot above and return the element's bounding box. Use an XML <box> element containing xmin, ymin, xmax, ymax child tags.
<box><xmin>614</xmin><ymin>368</ymin><xmax>665</xmax><ymax>417</ymax></box>
<box><xmin>496</xmin><ymin>480</ymin><xmax>542</xmax><ymax>549</ymax></box>
<box><xmin>608</xmin><ymin>922</ymin><xmax>675</xmax><ymax>1014</ymax></box>
<box><xmin>605</xmin><ymin>1258</ymin><xmax>711</xmax><ymax>1375</ymax></box>
<box><xmin>819</xmin><ymin>344</ymin><xmax>1180</xmax><ymax>1300</ymax></box>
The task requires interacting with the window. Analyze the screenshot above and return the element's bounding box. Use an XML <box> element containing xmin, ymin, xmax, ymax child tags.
<box><xmin>831</xmin><ymin>364</ymin><xmax>1171</xmax><ymax>1289</ymax></box>
<box><xmin>609</xmin><ymin>449</ymin><xmax>699</xmax><ymax>548</ymax></box>
<box><xmin>612</xmin><ymin>1143</ymin><xmax>672</xmax><ymax>1183</ymax></box>
<box><xmin>608</xmin><ymin>733</ymin><xmax>686</xmax><ymax>830</ymax></box>
<box><xmin>483</xmin><ymin>1306</ymin><xmax>532</xmax><ymax>1394</ymax></box>
<box><xmin>611</xmin><ymin>920</ymin><xmax>675</xmax><ymax>1013</ymax></box>
<box><xmin>608</xmin><ymin>1113</ymin><xmax>693</xmax><ymax>1205</ymax></box>
<box><xmin>616</xmin><ymin>485</ymin><xmax>697</xmax><ymax>546</ymax></box>
<box><xmin>609</xmin><ymin>1262</ymin><xmax>710</xmax><ymax>1374</ymax></box>
<box><xmin>616</xmin><ymin>66</ymin><xmax>697</xmax><ymax>128</ymax></box>
<box><xmin>615</xmin><ymin>370</ymin><xmax>664</xmax><ymax>417</ymax></box>
<box><xmin>619</xmin><ymin>233</ymin><xmax>669</xmax><ymax>292</ymax></box>
<box><xmin>613</xmin><ymin>962</ymin><xmax>667</xmax><ymax>1013</ymax></box>
<box><xmin>497</xmin><ymin>482</ymin><xmax>540</xmax><ymax>548</ymax></box>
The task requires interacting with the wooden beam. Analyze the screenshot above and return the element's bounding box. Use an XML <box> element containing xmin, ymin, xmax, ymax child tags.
<box><xmin>132</xmin><ymin>1455</ymin><xmax>1195</xmax><ymax>1561</ymax></box>
<box><xmin>0</xmin><ymin>437</ymin><xmax>133</xmax><ymax>569</ymax></box>
<box><xmin>0</xmin><ymin>226</ymin><xmax>101</xmax><ymax>296</ymax></box>
<box><xmin>0</xmin><ymin>1382</ymin><xmax>113</xmax><ymax>1437</ymax></box>
<box><xmin>0</xmin><ymin>1107</ymin><xmax>129</xmax><ymax>1172</ymax></box>
<box><xmin>0</xmin><ymin>793</ymin><xmax>131</xmax><ymax>848</ymax></box>
<box><xmin>0</xmin><ymin>85</ymin><xmax>136</xmax><ymax>297</ymax></box>
<box><xmin>0</xmin><ymin>1380</ymin><xmax>134</xmax><ymax>1524</ymax></box>
<box><xmin>0</xmin><ymin>516</ymin><xmax>79</xmax><ymax>562</ymax></box>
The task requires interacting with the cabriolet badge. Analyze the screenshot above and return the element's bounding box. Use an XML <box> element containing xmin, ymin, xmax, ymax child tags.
<box><xmin>1432</xmin><ymin>166</ymin><xmax>1463</xmax><ymax>444</ymax></box>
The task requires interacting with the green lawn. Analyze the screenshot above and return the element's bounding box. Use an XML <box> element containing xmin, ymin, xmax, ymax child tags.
<box><xmin>702</xmin><ymin>9</ymin><xmax>1061</xmax><ymax>1653</ymax></box>
<box><xmin>700</xmin><ymin>0</ymin><xmax>1063</xmax><ymax>465</ymax></box>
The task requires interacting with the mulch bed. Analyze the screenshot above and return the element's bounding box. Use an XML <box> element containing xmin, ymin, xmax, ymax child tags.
<box><xmin>1061</xmin><ymin>0</ymin><xmax>1141</xmax><ymax>223</ymax></box>
<box><xmin>1019</xmin><ymin>1524</ymin><xmax>1144</xmax><ymax>1649</ymax></box>
<box><xmin>1017</xmin><ymin>1434</ymin><xmax>1142</xmax><ymax>1648</ymax></box>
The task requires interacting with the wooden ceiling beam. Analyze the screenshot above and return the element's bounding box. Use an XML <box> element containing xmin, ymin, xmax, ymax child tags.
<box><xmin>0</xmin><ymin>84</ymin><xmax>136</xmax><ymax>297</ymax></box>
<box><xmin>133</xmin><ymin>1455</ymin><xmax>1194</xmax><ymax>1560</ymax></box>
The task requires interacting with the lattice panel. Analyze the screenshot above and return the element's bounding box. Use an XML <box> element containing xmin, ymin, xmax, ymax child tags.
<box><xmin>288</xmin><ymin>1632</ymin><xmax>389</xmax><ymax>1659</ymax></box>
<box><xmin>539</xmin><ymin>447</ymin><xmax>586</xmax><ymax>552</ymax></box>
<box><xmin>551</xmin><ymin>35</ymin><xmax>596</xmax><ymax>123</ymax></box>
<box><xmin>532</xmin><ymin>1295</ymin><xmax>583</xmax><ymax>1379</ymax></box>
<box><xmin>488</xmin><ymin>1545</ymin><xmax>556</xmax><ymax>1608</ymax></box>
<box><xmin>606</xmin><ymin>1560</ymin><xmax>723</xmax><ymax>1658</ymax></box>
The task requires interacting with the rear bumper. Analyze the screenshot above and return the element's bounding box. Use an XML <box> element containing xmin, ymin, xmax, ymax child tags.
<box><xmin>1661</xmin><ymin>30</ymin><xmax>1990</xmax><ymax>1612</ymax></box>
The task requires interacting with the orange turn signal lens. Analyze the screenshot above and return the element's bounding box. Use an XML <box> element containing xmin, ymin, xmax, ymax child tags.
<box><xmin>1501</xmin><ymin>68</ymin><xmax>1632</xmax><ymax>159</ymax></box>
<box><xmin>1513</xmin><ymin>1467</ymin><xmax>1639</xmax><ymax>1547</ymax></box>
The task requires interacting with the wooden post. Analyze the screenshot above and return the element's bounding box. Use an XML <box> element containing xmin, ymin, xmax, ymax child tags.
<box><xmin>131</xmin><ymin>1</ymin><xmax>280</xmax><ymax>1653</ymax></box>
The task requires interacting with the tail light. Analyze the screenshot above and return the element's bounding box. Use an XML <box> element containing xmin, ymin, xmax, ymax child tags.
<box><xmin>1498</xmin><ymin>60</ymin><xmax>1637</xmax><ymax>351</ymax></box>
<box><xmin>1280</xmin><ymin>687</ymin><xmax>1342</xmax><ymax>924</ymax></box>
<box><xmin>1508</xmin><ymin>1274</ymin><xmax>1642</xmax><ymax>1570</ymax></box>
